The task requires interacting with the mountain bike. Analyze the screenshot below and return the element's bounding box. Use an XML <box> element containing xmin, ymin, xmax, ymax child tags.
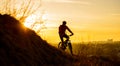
<box><xmin>58</xmin><ymin>35</ymin><xmax>73</xmax><ymax>55</ymax></box>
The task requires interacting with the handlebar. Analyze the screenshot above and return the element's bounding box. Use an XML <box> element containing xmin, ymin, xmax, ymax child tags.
<box><xmin>69</xmin><ymin>33</ymin><xmax>74</xmax><ymax>36</ymax></box>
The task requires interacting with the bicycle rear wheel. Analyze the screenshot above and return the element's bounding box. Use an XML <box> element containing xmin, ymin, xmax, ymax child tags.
<box><xmin>58</xmin><ymin>42</ymin><xmax>62</xmax><ymax>48</ymax></box>
<box><xmin>58</xmin><ymin>42</ymin><xmax>66</xmax><ymax>50</ymax></box>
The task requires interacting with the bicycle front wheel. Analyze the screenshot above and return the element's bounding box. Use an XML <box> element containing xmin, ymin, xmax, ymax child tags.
<box><xmin>58</xmin><ymin>42</ymin><xmax>62</xmax><ymax>48</ymax></box>
<box><xmin>68</xmin><ymin>43</ymin><xmax>73</xmax><ymax>55</ymax></box>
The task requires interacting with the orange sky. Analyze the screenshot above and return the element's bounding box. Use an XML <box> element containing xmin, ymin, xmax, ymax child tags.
<box><xmin>39</xmin><ymin>0</ymin><xmax>120</xmax><ymax>43</ymax></box>
<box><xmin>1</xmin><ymin>0</ymin><xmax>120</xmax><ymax>44</ymax></box>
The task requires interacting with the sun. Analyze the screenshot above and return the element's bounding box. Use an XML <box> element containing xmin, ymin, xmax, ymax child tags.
<box><xmin>23</xmin><ymin>14</ymin><xmax>48</xmax><ymax>33</ymax></box>
<box><xmin>24</xmin><ymin>15</ymin><xmax>37</xmax><ymax>28</ymax></box>
<box><xmin>42</xmin><ymin>14</ymin><xmax>48</xmax><ymax>20</ymax></box>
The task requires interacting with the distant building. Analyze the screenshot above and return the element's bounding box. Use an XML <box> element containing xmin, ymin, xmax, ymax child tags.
<box><xmin>107</xmin><ymin>39</ymin><xmax>113</xmax><ymax>43</ymax></box>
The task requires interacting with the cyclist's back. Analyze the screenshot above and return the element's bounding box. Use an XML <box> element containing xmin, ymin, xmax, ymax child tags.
<box><xmin>59</xmin><ymin>24</ymin><xmax>67</xmax><ymax>35</ymax></box>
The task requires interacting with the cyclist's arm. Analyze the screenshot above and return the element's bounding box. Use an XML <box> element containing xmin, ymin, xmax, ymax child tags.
<box><xmin>66</xmin><ymin>26</ymin><xmax>73</xmax><ymax>35</ymax></box>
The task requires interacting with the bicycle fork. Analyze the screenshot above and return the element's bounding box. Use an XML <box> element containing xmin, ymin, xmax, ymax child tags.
<box><xmin>68</xmin><ymin>40</ymin><xmax>73</xmax><ymax>55</ymax></box>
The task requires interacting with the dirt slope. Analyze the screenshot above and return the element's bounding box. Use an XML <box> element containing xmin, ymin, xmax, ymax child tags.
<box><xmin>0</xmin><ymin>14</ymin><xmax>76</xmax><ymax>66</ymax></box>
<box><xmin>1</xmin><ymin>14</ymin><xmax>119</xmax><ymax>66</ymax></box>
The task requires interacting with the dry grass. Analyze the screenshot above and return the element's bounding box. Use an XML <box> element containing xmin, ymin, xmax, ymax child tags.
<box><xmin>0</xmin><ymin>14</ymin><xmax>120</xmax><ymax>66</ymax></box>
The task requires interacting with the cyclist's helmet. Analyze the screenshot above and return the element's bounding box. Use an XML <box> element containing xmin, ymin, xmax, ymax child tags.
<box><xmin>63</xmin><ymin>21</ymin><xmax>66</xmax><ymax>25</ymax></box>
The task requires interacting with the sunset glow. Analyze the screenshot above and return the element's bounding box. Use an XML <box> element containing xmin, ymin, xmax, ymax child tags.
<box><xmin>24</xmin><ymin>15</ymin><xmax>37</xmax><ymax>28</ymax></box>
<box><xmin>24</xmin><ymin>14</ymin><xmax>47</xmax><ymax>32</ymax></box>
<box><xmin>1</xmin><ymin>0</ymin><xmax>120</xmax><ymax>44</ymax></box>
<box><xmin>40</xmin><ymin>0</ymin><xmax>120</xmax><ymax>43</ymax></box>
<box><xmin>23</xmin><ymin>0</ymin><xmax>120</xmax><ymax>44</ymax></box>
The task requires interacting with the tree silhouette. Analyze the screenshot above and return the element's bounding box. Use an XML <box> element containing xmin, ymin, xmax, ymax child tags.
<box><xmin>0</xmin><ymin>0</ymin><xmax>46</xmax><ymax>34</ymax></box>
<box><xmin>0</xmin><ymin>0</ymin><xmax>41</xmax><ymax>22</ymax></box>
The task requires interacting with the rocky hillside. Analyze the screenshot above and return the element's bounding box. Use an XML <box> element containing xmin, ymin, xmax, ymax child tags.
<box><xmin>0</xmin><ymin>14</ymin><xmax>76</xmax><ymax>66</ymax></box>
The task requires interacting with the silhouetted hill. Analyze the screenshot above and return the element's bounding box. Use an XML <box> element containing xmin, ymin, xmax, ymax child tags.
<box><xmin>0</xmin><ymin>14</ymin><xmax>76</xmax><ymax>66</ymax></box>
<box><xmin>1</xmin><ymin>14</ymin><xmax>120</xmax><ymax>66</ymax></box>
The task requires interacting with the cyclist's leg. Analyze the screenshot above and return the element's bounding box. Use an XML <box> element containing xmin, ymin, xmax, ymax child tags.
<box><xmin>64</xmin><ymin>34</ymin><xmax>69</xmax><ymax>43</ymax></box>
<box><xmin>59</xmin><ymin>34</ymin><xmax>64</xmax><ymax>43</ymax></box>
<box><xmin>59</xmin><ymin>34</ymin><xmax>66</xmax><ymax>50</ymax></box>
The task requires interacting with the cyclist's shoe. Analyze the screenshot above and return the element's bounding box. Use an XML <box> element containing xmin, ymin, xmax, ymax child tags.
<box><xmin>64</xmin><ymin>44</ymin><xmax>67</xmax><ymax>47</ymax></box>
<box><xmin>64</xmin><ymin>40</ymin><xmax>68</xmax><ymax>44</ymax></box>
<box><xmin>63</xmin><ymin>42</ymin><xmax>67</xmax><ymax>47</ymax></box>
<box><xmin>60</xmin><ymin>46</ymin><xmax>66</xmax><ymax>50</ymax></box>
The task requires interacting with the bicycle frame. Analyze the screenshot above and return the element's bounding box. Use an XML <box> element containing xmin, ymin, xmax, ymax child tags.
<box><xmin>58</xmin><ymin>35</ymin><xmax>73</xmax><ymax>55</ymax></box>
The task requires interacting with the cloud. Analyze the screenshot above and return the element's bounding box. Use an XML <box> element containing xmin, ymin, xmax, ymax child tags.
<box><xmin>111</xmin><ymin>13</ymin><xmax>120</xmax><ymax>16</ymax></box>
<box><xmin>43</xmin><ymin>0</ymin><xmax>91</xmax><ymax>5</ymax></box>
<box><xmin>65</xmin><ymin>0</ymin><xmax>91</xmax><ymax>4</ymax></box>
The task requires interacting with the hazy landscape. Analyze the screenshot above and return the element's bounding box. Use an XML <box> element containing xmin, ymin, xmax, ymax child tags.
<box><xmin>53</xmin><ymin>41</ymin><xmax>120</xmax><ymax>65</ymax></box>
<box><xmin>66</xmin><ymin>41</ymin><xmax>120</xmax><ymax>60</ymax></box>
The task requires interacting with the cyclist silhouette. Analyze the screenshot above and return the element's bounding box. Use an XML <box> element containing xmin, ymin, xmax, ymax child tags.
<box><xmin>58</xmin><ymin>21</ymin><xmax>74</xmax><ymax>49</ymax></box>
